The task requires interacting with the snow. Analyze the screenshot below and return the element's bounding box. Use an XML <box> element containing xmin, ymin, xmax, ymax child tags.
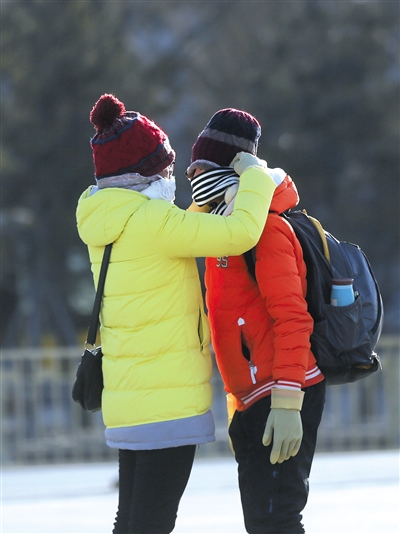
<box><xmin>1</xmin><ymin>450</ymin><xmax>399</xmax><ymax>534</ymax></box>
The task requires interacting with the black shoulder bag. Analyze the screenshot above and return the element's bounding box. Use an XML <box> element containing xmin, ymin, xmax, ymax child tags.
<box><xmin>72</xmin><ymin>243</ymin><xmax>112</xmax><ymax>412</ymax></box>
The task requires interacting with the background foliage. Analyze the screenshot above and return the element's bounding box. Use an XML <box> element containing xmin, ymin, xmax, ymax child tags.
<box><xmin>1</xmin><ymin>0</ymin><xmax>399</xmax><ymax>346</ymax></box>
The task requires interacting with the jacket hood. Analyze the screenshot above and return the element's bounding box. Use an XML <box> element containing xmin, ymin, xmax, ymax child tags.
<box><xmin>76</xmin><ymin>186</ymin><xmax>147</xmax><ymax>246</ymax></box>
<box><xmin>269</xmin><ymin>175</ymin><xmax>299</xmax><ymax>214</ymax></box>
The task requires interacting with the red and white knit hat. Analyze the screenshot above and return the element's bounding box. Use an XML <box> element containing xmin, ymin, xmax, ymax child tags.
<box><xmin>90</xmin><ymin>94</ymin><xmax>175</xmax><ymax>179</ymax></box>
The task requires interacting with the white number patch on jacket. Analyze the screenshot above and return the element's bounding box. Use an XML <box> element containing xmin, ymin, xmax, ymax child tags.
<box><xmin>216</xmin><ymin>256</ymin><xmax>229</xmax><ymax>268</ymax></box>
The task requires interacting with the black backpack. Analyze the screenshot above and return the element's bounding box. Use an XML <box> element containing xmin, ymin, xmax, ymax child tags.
<box><xmin>245</xmin><ymin>210</ymin><xmax>383</xmax><ymax>386</ymax></box>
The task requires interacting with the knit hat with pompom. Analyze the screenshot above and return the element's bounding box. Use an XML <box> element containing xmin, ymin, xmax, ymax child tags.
<box><xmin>90</xmin><ymin>94</ymin><xmax>175</xmax><ymax>179</ymax></box>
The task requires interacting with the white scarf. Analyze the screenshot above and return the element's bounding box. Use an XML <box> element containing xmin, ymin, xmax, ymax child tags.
<box><xmin>90</xmin><ymin>172</ymin><xmax>176</xmax><ymax>202</ymax></box>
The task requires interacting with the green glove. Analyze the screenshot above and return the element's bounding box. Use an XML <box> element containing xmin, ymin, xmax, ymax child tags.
<box><xmin>262</xmin><ymin>388</ymin><xmax>304</xmax><ymax>464</ymax></box>
<box><xmin>230</xmin><ymin>152</ymin><xmax>268</xmax><ymax>176</ymax></box>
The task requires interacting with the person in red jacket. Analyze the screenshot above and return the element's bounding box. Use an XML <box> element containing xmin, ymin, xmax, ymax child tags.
<box><xmin>187</xmin><ymin>109</ymin><xmax>326</xmax><ymax>534</ymax></box>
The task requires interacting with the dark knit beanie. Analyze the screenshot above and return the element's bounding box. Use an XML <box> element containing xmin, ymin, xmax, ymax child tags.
<box><xmin>90</xmin><ymin>94</ymin><xmax>175</xmax><ymax>179</ymax></box>
<box><xmin>186</xmin><ymin>108</ymin><xmax>261</xmax><ymax>178</ymax></box>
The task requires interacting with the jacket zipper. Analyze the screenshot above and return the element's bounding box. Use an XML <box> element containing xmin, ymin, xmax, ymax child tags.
<box><xmin>249</xmin><ymin>361</ymin><xmax>258</xmax><ymax>384</ymax></box>
<box><xmin>239</xmin><ymin>317</ymin><xmax>257</xmax><ymax>384</ymax></box>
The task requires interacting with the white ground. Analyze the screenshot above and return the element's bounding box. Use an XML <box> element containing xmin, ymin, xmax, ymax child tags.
<box><xmin>1</xmin><ymin>450</ymin><xmax>399</xmax><ymax>534</ymax></box>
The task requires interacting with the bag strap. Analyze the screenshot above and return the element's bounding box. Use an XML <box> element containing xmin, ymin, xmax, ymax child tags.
<box><xmin>244</xmin><ymin>210</ymin><xmax>331</xmax><ymax>282</ymax></box>
<box><xmin>243</xmin><ymin>247</ymin><xmax>256</xmax><ymax>280</ymax></box>
<box><xmin>307</xmin><ymin>215</ymin><xmax>331</xmax><ymax>264</ymax></box>
<box><xmin>86</xmin><ymin>243</ymin><xmax>113</xmax><ymax>347</ymax></box>
<box><xmin>282</xmin><ymin>209</ymin><xmax>331</xmax><ymax>264</ymax></box>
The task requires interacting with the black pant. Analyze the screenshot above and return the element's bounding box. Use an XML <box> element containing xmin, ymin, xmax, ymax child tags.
<box><xmin>229</xmin><ymin>381</ymin><xmax>326</xmax><ymax>534</ymax></box>
<box><xmin>112</xmin><ymin>445</ymin><xmax>196</xmax><ymax>534</ymax></box>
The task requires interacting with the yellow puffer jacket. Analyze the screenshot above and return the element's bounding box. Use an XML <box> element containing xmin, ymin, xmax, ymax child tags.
<box><xmin>76</xmin><ymin>167</ymin><xmax>276</xmax><ymax>450</ymax></box>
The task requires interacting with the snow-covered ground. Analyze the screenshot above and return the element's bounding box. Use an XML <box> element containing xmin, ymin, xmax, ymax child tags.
<box><xmin>1</xmin><ymin>450</ymin><xmax>399</xmax><ymax>534</ymax></box>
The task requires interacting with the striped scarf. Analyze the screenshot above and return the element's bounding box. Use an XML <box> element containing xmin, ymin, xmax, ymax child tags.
<box><xmin>190</xmin><ymin>167</ymin><xmax>239</xmax><ymax>215</ymax></box>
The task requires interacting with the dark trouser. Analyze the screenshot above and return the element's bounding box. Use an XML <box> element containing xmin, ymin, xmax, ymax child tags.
<box><xmin>112</xmin><ymin>445</ymin><xmax>196</xmax><ymax>534</ymax></box>
<box><xmin>229</xmin><ymin>380</ymin><xmax>326</xmax><ymax>534</ymax></box>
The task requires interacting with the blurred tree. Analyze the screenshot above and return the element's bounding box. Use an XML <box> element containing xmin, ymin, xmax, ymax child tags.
<box><xmin>1</xmin><ymin>0</ymin><xmax>186</xmax><ymax>345</ymax></box>
<box><xmin>166</xmin><ymin>0</ymin><xmax>399</xmax><ymax>331</ymax></box>
<box><xmin>1</xmin><ymin>0</ymin><xmax>398</xmax><ymax>344</ymax></box>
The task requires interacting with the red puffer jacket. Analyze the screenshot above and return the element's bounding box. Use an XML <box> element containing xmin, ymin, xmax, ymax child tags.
<box><xmin>205</xmin><ymin>175</ymin><xmax>324</xmax><ymax>411</ymax></box>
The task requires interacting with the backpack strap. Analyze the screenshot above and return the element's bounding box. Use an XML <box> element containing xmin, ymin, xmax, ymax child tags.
<box><xmin>243</xmin><ymin>210</ymin><xmax>331</xmax><ymax>281</ymax></box>
<box><xmin>284</xmin><ymin>209</ymin><xmax>331</xmax><ymax>264</ymax></box>
<box><xmin>307</xmin><ymin>215</ymin><xmax>331</xmax><ymax>264</ymax></box>
<box><xmin>243</xmin><ymin>247</ymin><xmax>256</xmax><ymax>280</ymax></box>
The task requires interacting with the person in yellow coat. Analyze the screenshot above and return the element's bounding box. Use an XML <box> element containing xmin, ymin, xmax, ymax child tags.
<box><xmin>76</xmin><ymin>94</ymin><xmax>279</xmax><ymax>534</ymax></box>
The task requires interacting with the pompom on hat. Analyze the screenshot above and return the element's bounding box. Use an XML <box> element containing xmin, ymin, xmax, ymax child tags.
<box><xmin>90</xmin><ymin>94</ymin><xmax>175</xmax><ymax>179</ymax></box>
<box><xmin>186</xmin><ymin>108</ymin><xmax>261</xmax><ymax>178</ymax></box>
